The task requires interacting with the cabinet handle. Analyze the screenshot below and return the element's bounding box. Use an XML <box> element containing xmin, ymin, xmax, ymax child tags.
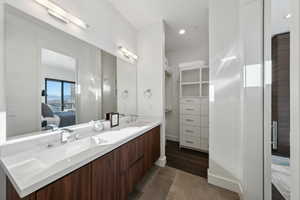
<box><xmin>186</xmin><ymin>108</ymin><xmax>194</xmax><ymax>111</ymax></box>
<box><xmin>185</xmin><ymin>140</ymin><xmax>194</xmax><ymax>144</ymax></box>
<box><xmin>185</xmin><ymin>119</ymin><xmax>194</xmax><ymax>122</ymax></box>
<box><xmin>186</xmin><ymin>130</ymin><xmax>194</xmax><ymax>133</ymax></box>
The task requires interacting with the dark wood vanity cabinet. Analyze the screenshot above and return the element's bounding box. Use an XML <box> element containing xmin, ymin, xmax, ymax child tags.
<box><xmin>144</xmin><ymin>126</ymin><xmax>161</xmax><ymax>173</ymax></box>
<box><xmin>152</xmin><ymin>126</ymin><xmax>161</xmax><ymax>163</ymax></box>
<box><xmin>36</xmin><ymin>164</ymin><xmax>92</xmax><ymax>200</ymax></box>
<box><xmin>6</xmin><ymin>126</ymin><xmax>161</xmax><ymax>200</ymax></box>
<box><xmin>92</xmin><ymin>151</ymin><xmax>117</xmax><ymax>200</ymax></box>
<box><xmin>6</xmin><ymin>178</ymin><xmax>36</xmax><ymax>200</ymax></box>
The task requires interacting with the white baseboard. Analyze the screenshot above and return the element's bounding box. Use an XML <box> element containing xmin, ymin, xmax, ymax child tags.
<box><xmin>166</xmin><ymin>134</ymin><xmax>179</xmax><ymax>142</ymax></box>
<box><xmin>155</xmin><ymin>156</ymin><xmax>167</xmax><ymax>167</ymax></box>
<box><xmin>207</xmin><ymin>169</ymin><xmax>243</xmax><ymax>197</ymax></box>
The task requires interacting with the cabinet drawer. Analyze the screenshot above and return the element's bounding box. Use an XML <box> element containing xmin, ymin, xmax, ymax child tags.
<box><xmin>180</xmin><ymin>98</ymin><xmax>201</xmax><ymax>104</ymax></box>
<box><xmin>181</xmin><ymin>115</ymin><xmax>200</xmax><ymax>126</ymax></box>
<box><xmin>180</xmin><ymin>104</ymin><xmax>200</xmax><ymax>115</ymax></box>
<box><xmin>181</xmin><ymin>135</ymin><xmax>200</xmax><ymax>149</ymax></box>
<box><xmin>182</xmin><ymin>125</ymin><xmax>201</xmax><ymax>137</ymax></box>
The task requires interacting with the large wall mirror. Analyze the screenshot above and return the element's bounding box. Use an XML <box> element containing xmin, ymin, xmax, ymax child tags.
<box><xmin>4</xmin><ymin>5</ymin><xmax>137</xmax><ymax>139</ymax></box>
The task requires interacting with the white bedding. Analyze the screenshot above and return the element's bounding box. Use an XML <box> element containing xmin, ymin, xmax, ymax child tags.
<box><xmin>272</xmin><ymin>156</ymin><xmax>290</xmax><ymax>200</ymax></box>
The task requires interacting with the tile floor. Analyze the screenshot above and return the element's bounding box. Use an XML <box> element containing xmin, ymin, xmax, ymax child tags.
<box><xmin>129</xmin><ymin>167</ymin><xmax>240</xmax><ymax>200</ymax></box>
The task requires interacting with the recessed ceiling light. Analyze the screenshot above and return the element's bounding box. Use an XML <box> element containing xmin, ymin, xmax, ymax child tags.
<box><xmin>179</xmin><ymin>29</ymin><xmax>186</xmax><ymax>35</ymax></box>
<box><xmin>285</xmin><ymin>14</ymin><xmax>292</xmax><ymax>19</ymax></box>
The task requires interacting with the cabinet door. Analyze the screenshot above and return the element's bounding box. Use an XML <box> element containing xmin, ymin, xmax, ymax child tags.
<box><xmin>128</xmin><ymin>136</ymin><xmax>145</xmax><ymax>167</ymax></box>
<box><xmin>128</xmin><ymin>158</ymin><xmax>144</xmax><ymax>193</ymax></box>
<box><xmin>92</xmin><ymin>151</ymin><xmax>116</xmax><ymax>200</ymax></box>
<box><xmin>36</xmin><ymin>164</ymin><xmax>91</xmax><ymax>200</ymax></box>
<box><xmin>128</xmin><ymin>138</ymin><xmax>138</xmax><ymax>166</ymax></box>
<box><xmin>152</xmin><ymin>126</ymin><xmax>161</xmax><ymax>163</ymax></box>
<box><xmin>6</xmin><ymin>178</ymin><xmax>36</xmax><ymax>200</ymax></box>
<box><xmin>143</xmin><ymin>130</ymin><xmax>153</xmax><ymax>174</ymax></box>
<box><xmin>115</xmin><ymin>145</ymin><xmax>129</xmax><ymax>200</ymax></box>
<box><xmin>136</xmin><ymin>135</ymin><xmax>145</xmax><ymax>162</ymax></box>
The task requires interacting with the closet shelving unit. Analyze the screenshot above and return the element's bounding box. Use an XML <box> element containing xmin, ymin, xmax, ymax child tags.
<box><xmin>179</xmin><ymin>61</ymin><xmax>209</xmax><ymax>152</ymax></box>
<box><xmin>179</xmin><ymin>64</ymin><xmax>209</xmax><ymax>98</ymax></box>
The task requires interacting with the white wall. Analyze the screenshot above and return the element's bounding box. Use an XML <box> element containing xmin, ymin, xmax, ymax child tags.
<box><xmin>240</xmin><ymin>0</ymin><xmax>264</xmax><ymax>199</ymax></box>
<box><xmin>0</xmin><ymin>1</ymin><xmax>5</xmax><ymax>200</ymax></box>
<box><xmin>166</xmin><ymin>47</ymin><xmax>209</xmax><ymax>67</ymax></box>
<box><xmin>209</xmin><ymin>0</ymin><xmax>264</xmax><ymax>199</ymax></box>
<box><xmin>0</xmin><ymin>0</ymin><xmax>5</xmax><ymax>145</ymax></box>
<box><xmin>165</xmin><ymin>47</ymin><xmax>208</xmax><ymax>141</ymax></box>
<box><xmin>272</xmin><ymin>0</ymin><xmax>290</xmax><ymax>35</ymax></box>
<box><xmin>209</xmin><ymin>0</ymin><xmax>244</xmax><ymax>193</ymax></box>
<box><xmin>3</xmin><ymin>0</ymin><xmax>137</xmax><ymax>57</ymax></box>
<box><xmin>117</xmin><ymin>59</ymin><xmax>137</xmax><ymax>115</ymax></box>
<box><xmin>137</xmin><ymin>21</ymin><xmax>166</xmax><ymax>166</ymax></box>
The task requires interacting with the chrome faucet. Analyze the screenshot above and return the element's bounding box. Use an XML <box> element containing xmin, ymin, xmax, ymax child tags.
<box><xmin>130</xmin><ymin>114</ymin><xmax>138</xmax><ymax>122</ymax></box>
<box><xmin>60</xmin><ymin>128</ymin><xmax>75</xmax><ymax>143</ymax></box>
<box><xmin>48</xmin><ymin>125</ymin><xmax>59</xmax><ymax>132</ymax></box>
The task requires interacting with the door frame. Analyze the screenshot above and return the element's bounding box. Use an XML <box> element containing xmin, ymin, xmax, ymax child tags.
<box><xmin>290</xmin><ymin>0</ymin><xmax>300</xmax><ymax>199</ymax></box>
<box><xmin>263</xmin><ymin>0</ymin><xmax>272</xmax><ymax>198</ymax></box>
<box><xmin>263</xmin><ymin>0</ymin><xmax>300</xmax><ymax>199</ymax></box>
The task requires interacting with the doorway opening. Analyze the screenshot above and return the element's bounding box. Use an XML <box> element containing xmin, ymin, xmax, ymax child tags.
<box><xmin>267</xmin><ymin>0</ymin><xmax>291</xmax><ymax>199</ymax></box>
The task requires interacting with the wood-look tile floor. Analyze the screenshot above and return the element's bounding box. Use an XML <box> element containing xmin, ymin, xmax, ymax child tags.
<box><xmin>166</xmin><ymin>140</ymin><xmax>209</xmax><ymax>178</ymax></box>
<box><xmin>272</xmin><ymin>184</ymin><xmax>285</xmax><ymax>200</ymax></box>
<box><xmin>129</xmin><ymin>167</ymin><xmax>240</xmax><ymax>200</ymax></box>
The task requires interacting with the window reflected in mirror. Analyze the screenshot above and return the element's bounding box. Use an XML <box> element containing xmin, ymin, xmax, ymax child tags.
<box><xmin>41</xmin><ymin>49</ymin><xmax>77</xmax><ymax>130</ymax></box>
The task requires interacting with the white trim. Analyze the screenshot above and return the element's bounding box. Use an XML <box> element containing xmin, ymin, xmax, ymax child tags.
<box><xmin>263</xmin><ymin>0</ymin><xmax>272</xmax><ymax>199</ymax></box>
<box><xmin>178</xmin><ymin>60</ymin><xmax>206</xmax><ymax>68</ymax></box>
<box><xmin>0</xmin><ymin>2</ymin><xmax>6</xmax><ymax>200</ymax></box>
<box><xmin>155</xmin><ymin>155</ymin><xmax>166</xmax><ymax>167</ymax></box>
<box><xmin>166</xmin><ymin>134</ymin><xmax>179</xmax><ymax>142</ymax></box>
<box><xmin>0</xmin><ymin>1</ymin><xmax>5</xmax><ymax>145</ymax></box>
<box><xmin>290</xmin><ymin>0</ymin><xmax>300</xmax><ymax>199</ymax></box>
<box><xmin>207</xmin><ymin>169</ymin><xmax>243</xmax><ymax>195</ymax></box>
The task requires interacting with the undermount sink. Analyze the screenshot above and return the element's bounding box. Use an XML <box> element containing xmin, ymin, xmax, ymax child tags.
<box><xmin>5</xmin><ymin>137</ymin><xmax>107</xmax><ymax>177</ymax></box>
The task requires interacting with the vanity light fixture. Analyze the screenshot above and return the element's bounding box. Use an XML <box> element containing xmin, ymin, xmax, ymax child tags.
<box><xmin>118</xmin><ymin>46</ymin><xmax>138</xmax><ymax>61</ymax></box>
<box><xmin>34</xmin><ymin>0</ymin><xmax>89</xmax><ymax>29</ymax></box>
<box><xmin>47</xmin><ymin>9</ymin><xmax>69</xmax><ymax>24</ymax></box>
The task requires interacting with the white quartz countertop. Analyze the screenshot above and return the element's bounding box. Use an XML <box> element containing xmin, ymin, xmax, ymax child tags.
<box><xmin>0</xmin><ymin>118</ymin><xmax>161</xmax><ymax>198</ymax></box>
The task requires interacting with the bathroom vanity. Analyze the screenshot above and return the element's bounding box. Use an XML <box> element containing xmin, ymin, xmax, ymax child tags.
<box><xmin>2</xmin><ymin>121</ymin><xmax>161</xmax><ymax>200</ymax></box>
<box><xmin>1</xmin><ymin>6</ymin><xmax>162</xmax><ymax>200</ymax></box>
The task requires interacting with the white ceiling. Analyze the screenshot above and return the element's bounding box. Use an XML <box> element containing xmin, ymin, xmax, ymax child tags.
<box><xmin>106</xmin><ymin>0</ymin><xmax>209</xmax><ymax>52</ymax></box>
<box><xmin>272</xmin><ymin>0</ymin><xmax>290</xmax><ymax>35</ymax></box>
